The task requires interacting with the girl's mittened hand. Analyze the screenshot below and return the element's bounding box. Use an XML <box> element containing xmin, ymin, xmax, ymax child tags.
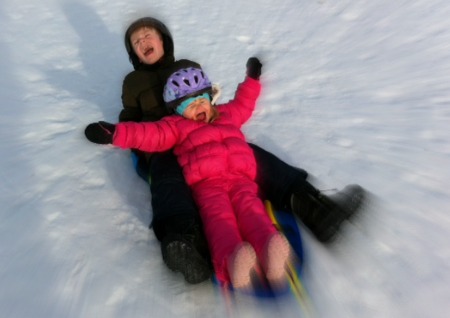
<box><xmin>84</xmin><ymin>121</ymin><xmax>116</xmax><ymax>144</ymax></box>
<box><xmin>246</xmin><ymin>57</ymin><xmax>262</xmax><ymax>80</ymax></box>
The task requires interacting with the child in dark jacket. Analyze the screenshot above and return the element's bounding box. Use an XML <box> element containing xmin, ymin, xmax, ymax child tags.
<box><xmin>106</xmin><ymin>16</ymin><xmax>365</xmax><ymax>285</ymax></box>
<box><xmin>85</xmin><ymin>58</ymin><xmax>291</xmax><ymax>289</ymax></box>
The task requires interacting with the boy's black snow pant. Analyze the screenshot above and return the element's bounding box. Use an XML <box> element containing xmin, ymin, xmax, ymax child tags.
<box><xmin>250</xmin><ymin>143</ymin><xmax>308</xmax><ymax>210</ymax></box>
<box><xmin>148</xmin><ymin>150</ymin><xmax>202</xmax><ymax>242</ymax></box>
<box><xmin>148</xmin><ymin>145</ymin><xmax>309</xmax><ymax>244</ymax></box>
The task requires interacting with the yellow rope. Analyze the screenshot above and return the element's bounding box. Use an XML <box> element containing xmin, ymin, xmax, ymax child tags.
<box><xmin>265</xmin><ymin>201</ymin><xmax>315</xmax><ymax>317</ymax></box>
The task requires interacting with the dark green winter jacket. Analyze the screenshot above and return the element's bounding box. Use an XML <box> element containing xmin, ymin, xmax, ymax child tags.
<box><xmin>118</xmin><ymin>57</ymin><xmax>201</xmax><ymax>167</ymax></box>
<box><xmin>119</xmin><ymin>58</ymin><xmax>201</xmax><ymax>123</ymax></box>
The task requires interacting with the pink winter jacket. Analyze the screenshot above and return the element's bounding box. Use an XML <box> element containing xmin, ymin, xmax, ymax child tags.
<box><xmin>113</xmin><ymin>77</ymin><xmax>261</xmax><ymax>186</ymax></box>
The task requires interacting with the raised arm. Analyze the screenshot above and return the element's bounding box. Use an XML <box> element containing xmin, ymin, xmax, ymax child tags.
<box><xmin>222</xmin><ymin>57</ymin><xmax>263</xmax><ymax>126</ymax></box>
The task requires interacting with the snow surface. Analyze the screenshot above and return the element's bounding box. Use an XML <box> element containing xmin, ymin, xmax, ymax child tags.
<box><xmin>1</xmin><ymin>0</ymin><xmax>449</xmax><ymax>317</ymax></box>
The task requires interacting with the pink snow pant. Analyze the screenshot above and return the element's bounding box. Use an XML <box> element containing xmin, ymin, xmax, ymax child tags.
<box><xmin>191</xmin><ymin>176</ymin><xmax>278</xmax><ymax>285</ymax></box>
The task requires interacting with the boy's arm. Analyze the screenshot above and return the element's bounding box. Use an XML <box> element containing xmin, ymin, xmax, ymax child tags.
<box><xmin>119</xmin><ymin>71</ymin><xmax>168</xmax><ymax>123</ymax></box>
<box><xmin>119</xmin><ymin>78</ymin><xmax>143</xmax><ymax>122</ymax></box>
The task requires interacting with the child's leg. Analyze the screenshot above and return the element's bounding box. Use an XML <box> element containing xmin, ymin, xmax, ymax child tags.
<box><xmin>149</xmin><ymin>151</ymin><xmax>211</xmax><ymax>284</ymax></box>
<box><xmin>229</xmin><ymin>178</ymin><xmax>290</xmax><ymax>284</ymax></box>
<box><xmin>227</xmin><ymin>242</ymin><xmax>256</xmax><ymax>289</ymax></box>
<box><xmin>228</xmin><ymin>179</ymin><xmax>277</xmax><ymax>256</ymax></box>
<box><xmin>263</xmin><ymin>233</ymin><xmax>290</xmax><ymax>286</ymax></box>
<box><xmin>249</xmin><ymin>143</ymin><xmax>307</xmax><ymax>210</ymax></box>
<box><xmin>192</xmin><ymin>180</ymin><xmax>253</xmax><ymax>285</ymax></box>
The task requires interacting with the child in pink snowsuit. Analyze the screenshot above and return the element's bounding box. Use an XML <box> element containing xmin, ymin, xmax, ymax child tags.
<box><xmin>85</xmin><ymin>58</ymin><xmax>290</xmax><ymax>289</ymax></box>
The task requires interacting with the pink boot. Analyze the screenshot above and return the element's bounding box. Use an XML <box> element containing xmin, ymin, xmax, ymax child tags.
<box><xmin>227</xmin><ymin>243</ymin><xmax>257</xmax><ymax>289</ymax></box>
<box><xmin>263</xmin><ymin>233</ymin><xmax>291</xmax><ymax>287</ymax></box>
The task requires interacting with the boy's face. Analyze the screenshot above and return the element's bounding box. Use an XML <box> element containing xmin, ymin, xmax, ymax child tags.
<box><xmin>183</xmin><ymin>98</ymin><xmax>214</xmax><ymax>123</ymax></box>
<box><xmin>130</xmin><ymin>27</ymin><xmax>164</xmax><ymax>65</ymax></box>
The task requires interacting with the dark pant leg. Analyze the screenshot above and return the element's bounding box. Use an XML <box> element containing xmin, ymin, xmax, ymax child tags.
<box><xmin>249</xmin><ymin>143</ymin><xmax>308</xmax><ymax>211</ymax></box>
<box><xmin>148</xmin><ymin>150</ymin><xmax>202</xmax><ymax>241</ymax></box>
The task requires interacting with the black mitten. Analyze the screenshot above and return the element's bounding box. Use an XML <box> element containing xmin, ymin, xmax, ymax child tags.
<box><xmin>84</xmin><ymin>121</ymin><xmax>116</xmax><ymax>144</ymax></box>
<box><xmin>246</xmin><ymin>57</ymin><xmax>262</xmax><ymax>80</ymax></box>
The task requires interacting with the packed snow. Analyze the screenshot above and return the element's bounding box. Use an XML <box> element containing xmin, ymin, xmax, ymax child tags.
<box><xmin>1</xmin><ymin>0</ymin><xmax>449</xmax><ymax>317</ymax></box>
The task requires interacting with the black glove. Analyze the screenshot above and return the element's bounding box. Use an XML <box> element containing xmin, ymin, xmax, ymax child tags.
<box><xmin>246</xmin><ymin>57</ymin><xmax>262</xmax><ymax>80</ymax></box>
<box><xmin>84</xmin><ymin>121</ymin><xmax>116</xmax><ymax>144</ymax></box>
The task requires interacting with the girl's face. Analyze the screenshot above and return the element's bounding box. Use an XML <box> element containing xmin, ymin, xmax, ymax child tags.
<box><xmin>183</xmin><ymin>98</ymin><xmax>214</xmax><ymax>123</ymax></box>
<box><xmin>130</xmin><ymin>27</ymin><xmax>164</xmax><ymax>65</ymax></box>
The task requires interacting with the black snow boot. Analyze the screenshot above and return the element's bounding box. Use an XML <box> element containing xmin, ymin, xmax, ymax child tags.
<box><xmin>291</xmin><ymin>183</ymin><xmax>366</xmax><ymax>243</ymax></box>
<box><xmin>161</xmin><ymin>224</ymin><xmax>212</xmax><ymax>284</ymax></box>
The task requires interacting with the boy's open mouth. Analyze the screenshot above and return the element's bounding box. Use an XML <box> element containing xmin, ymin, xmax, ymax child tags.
<box><xmin>144</xmin><ymin>47</ymin><xmax>154</xmax><ymax>56</ymax></box>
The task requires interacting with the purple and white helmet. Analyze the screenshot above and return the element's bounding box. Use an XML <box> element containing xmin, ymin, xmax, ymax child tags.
<box><xmin>163</xmin><ymin>67</ymin><xmax>212</xmax><ymax>112</ymax></box>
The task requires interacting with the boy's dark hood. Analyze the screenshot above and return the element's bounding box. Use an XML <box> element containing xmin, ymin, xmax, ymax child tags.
<box><xmin>124</xmin><ymin>17</ymin><xmax>174</xmax><ymax>70</ymax></box>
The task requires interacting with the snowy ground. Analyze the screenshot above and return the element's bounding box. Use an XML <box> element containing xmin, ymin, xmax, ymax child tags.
<box><xmin>1</xmin><ymin>0</ymin><xmax>449</xmax><ymax>317</ymax></box>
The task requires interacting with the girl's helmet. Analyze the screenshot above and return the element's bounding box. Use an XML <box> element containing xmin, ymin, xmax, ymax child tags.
<box><xmin>163</xmin><ymin>67</ymin><xmax>212</xmax><ymax>112</ymax></box>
